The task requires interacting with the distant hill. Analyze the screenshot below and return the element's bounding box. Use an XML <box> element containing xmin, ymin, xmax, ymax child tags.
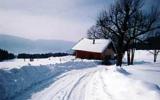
<box><xmin>0</xmin><ymin>34</ymin><xmax>75</xmax><ymax>54</ymax></box>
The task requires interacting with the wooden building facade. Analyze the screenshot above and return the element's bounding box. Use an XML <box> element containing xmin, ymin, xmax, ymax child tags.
<box><xmin>72</xmin><ymin>38</ymin><xmax>115</xmax><ymax>60</ymax></box>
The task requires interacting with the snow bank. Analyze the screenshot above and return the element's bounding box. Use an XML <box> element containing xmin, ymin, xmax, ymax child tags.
<box><xmin>85</xmin><ymin>66</ymin><xmax>160</xmax><ymax>100</ymax></box>
<box><xmin>0</xmin><ymin>56</ymin><xmax>75</xmax><ymax>70</ymax></box>
<box><xmin>124</xmin><ymin>63</ymin><xmax>160</xmax><ymax>86</ymax></box>
<box><xmin>0</xmin><ymin>60</ymin><xmax>97</xmax><ymax>100</ymax></box>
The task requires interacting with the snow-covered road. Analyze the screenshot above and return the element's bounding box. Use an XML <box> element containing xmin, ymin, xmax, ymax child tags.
<box><xmin>30</xmin><ymin>67</ymin><xmax>98</xmax><ymax>100</ymax></box>
<box><xmin>28</xmin><ymin>66</ymin><xmax>160</xmax><ymax>100</ymax></box>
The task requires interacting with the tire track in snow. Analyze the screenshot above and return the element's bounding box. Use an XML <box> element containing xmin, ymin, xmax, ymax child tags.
<box><xmin>50</xmin><ymin>73</ymin><xmax>78</xmax><ymax>100</ymax></box>
<box><xmin>99</xmin><ymin>70</ymin><xmax>114</xmax><ymax>100</ymax></box>
<box><xmin>27</xmin><ymin>72</ymin><xmax>76</xmax><ymax>100</ymax></box>
<box><xmin>66</xmin><ymin>74</ymin><xmax>87</xmax><ymax>100</ymax></box>
<box><xmin>30</xmin><ymin>68</ymin><xmax>99</xmax><ymax>100</ymax></box>
<box><xmin>54</xmin><ymin>71</ymin><xmax>91</xmax><ymax>100</ymax></box>
<box><xmin>68</xmin><ymin>71</ymin><xmax>97</xmax><ymax>100</ymax></box>
<box><xmin>30</xmin><ymin>70</ymin><xmax>89</xmax><ymax>100</ymax></box>
<box><xmin>44</xmin><ymin>72</ymin><xmax>79</xmax><ymax>100</ymax></box>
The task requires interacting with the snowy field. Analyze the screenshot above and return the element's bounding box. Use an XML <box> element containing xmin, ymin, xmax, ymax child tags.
<box><xmin>0</xmin><ymin>50</ymin><xmax>160</xmax><ymax>100</ymax></box>
<box><xmin>0</xmin><ymin>56</ymin><xmax>76</xmax><ymax>70</ymax></box>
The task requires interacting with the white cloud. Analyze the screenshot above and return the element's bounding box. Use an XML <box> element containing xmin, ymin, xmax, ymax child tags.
<box><xmin>0</xmin><ymin>9</ymin><xmax>93</xmax><ymax>41</ymax></box>
<box><xmin>0</xmin><ymin>0</ymin><xmax>109</xmax><ymax>41</ymax></box>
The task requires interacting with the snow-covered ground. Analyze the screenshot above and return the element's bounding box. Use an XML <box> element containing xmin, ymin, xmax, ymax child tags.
<box><xmin>0</xmin><ymin>50</ymin><xmax>160</xmax><ymax>100</ymax></box>
<box><xmin>0</xmin><ymin>56</ymin><xmax>75</xmax><ymax>70</ymax></box>
<box><xmin>29</xmin><ymin>66</ymin><xmax>160</xmax><ymax>100</ymax></box>
<box><xmin>123</xmin><ymin>50</ymin><xmax>160</xmax><ymax>64</ymax></box>
<box><xmin>0</xmin><ymin>57</ymin><xmax>98</xmax><ymax>100</ymax></box>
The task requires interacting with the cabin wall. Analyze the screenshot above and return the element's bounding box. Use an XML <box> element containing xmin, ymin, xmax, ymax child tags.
<box><xmin>104</xmin><ymin>49</ymin><xmax>114</xmax><ymax>56</ymax></box>
<box><xmin>102</xmin><ymin>42</ymin><xmax>115</xmax><ymax>59</ymax></box>
<box><xmin>102</xmin><ymin>48</ymin><xmax>115</xmax><ymax>60</ymax></box>
<box><xmin>75</xmin><ymin>50</ymin><xmax>102</xmax><ymax>60</ymax></box>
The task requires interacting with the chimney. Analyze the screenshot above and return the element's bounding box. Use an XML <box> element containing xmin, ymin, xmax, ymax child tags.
<box><xmin>93</xmin><ymin>38</ymin><xmax>95</xmax><ymax>44</ymax></box>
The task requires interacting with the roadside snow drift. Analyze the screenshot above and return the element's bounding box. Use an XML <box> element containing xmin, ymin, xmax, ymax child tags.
<box><xmin>0</xmin><ymin>60</ymin><xmax>97</xmax><ymax>100</ymax></box>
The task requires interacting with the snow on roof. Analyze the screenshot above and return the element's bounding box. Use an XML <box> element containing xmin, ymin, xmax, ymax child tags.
<box><xmin>72</xmin><ymin>38</ymin><xmax>111</xmax><ymax>53</ymax></box>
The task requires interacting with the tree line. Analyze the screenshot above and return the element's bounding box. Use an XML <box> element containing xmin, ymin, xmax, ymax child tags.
<box><xmin>0</xmin><ymin>49</ymin><xmax>15</xmax><ymax>61</ymax></box>
<box><xmin>0</xmin><ymin>48</ymin><xmax>70</xmax><ymax>61</ymax></box>
<box><xmin>17</xmin><ymin>53</ymin><xmax>69</xmax><ymax>59</ymax></box>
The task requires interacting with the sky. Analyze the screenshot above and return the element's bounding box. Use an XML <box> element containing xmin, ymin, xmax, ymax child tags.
<box><xmin>0</xmin><ymin>0</ymin><xmax>159</xmax><ymax>42</ymax></box>
<box><xmin>0</xmin><ymin>0</ymin><xmax>111</xmax><ymax>42</ymax></box>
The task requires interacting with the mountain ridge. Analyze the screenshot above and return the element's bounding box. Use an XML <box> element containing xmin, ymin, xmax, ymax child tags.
<box><xmin>0</xmin><ymin>34</ymin><xmax>75</xmax><ymax>54</ymax></box>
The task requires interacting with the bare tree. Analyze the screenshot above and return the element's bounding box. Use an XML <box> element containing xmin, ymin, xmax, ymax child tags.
<box><xmin>148</xmin><ymin>50</ymin><xmax>160</xmax><ymax>62</ymax></box>
<box><xmin>94</xmin><ymin>0</ymin><xmax>160</xmax><ymax>66</ymax></box>
<box><xmin>146</xmin><ymin>31</ymin><xmax>160</xmax><ymax>62</ymax></box>
<box><xmin>87</xmin><ymin>25</ymin><xmax>109</xmax><ymax>39</ymax></box>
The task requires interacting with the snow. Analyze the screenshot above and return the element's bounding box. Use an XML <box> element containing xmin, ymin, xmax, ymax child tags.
<box><xmin>125</xmin><ymin>63</ymin><xmax>160</xmax><ymax>86</ymax></box>
<box><xmin>86</xmin><ymin>66</ymin><xmax>160</xmax><ymax>100</ymax></box>
<box><xmin>29</xmin><ymin>66</ymin><xmax>160</xmax><ymax>100</ymax></box>
<box><xmin>0</xmin><ymin>50</ymin><xmax>160</xmax><ymax>100</ymax></box>
<box><xmin>122</xmin><ymin>50</ymin><xmax>160</xmax><ymax>86</ymax></box>
<box><xmin>0</xmin><ymin>56</ymin><xmax>75</xmax><ymax>70</ymax></box>
<box><xmin>0</xmin><ymin>58</ymin><xmax>98</xmax><ymax>100</ymax></box>
<box><xmin>72</xmin><ymin>38</ymin><xmax>111</xmax><ymax>53</ymax></box>
<box><xmin>123</xmin><ymin>50</ymin><xmax>160</xmax><ymax>63</ymax></box>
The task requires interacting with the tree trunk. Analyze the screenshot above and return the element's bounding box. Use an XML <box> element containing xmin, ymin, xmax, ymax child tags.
<box><xmin>154</xmin><ymin>50</ymin><xmax>157</xmax><ymax>62</ymax></box>
<box><xmin>154</xmin><ymin>55</ymin><xmax>157</xmax><ymax>62</ymax></box>
<box><xmin>127</xmin><ymin>49</ymin><xmax>131</xmax><ymax>65</ymax></box>
<box><xmin>116</xmin><ymin>37</ymin><xmax>124</xmax><ymax>67</ymax></box>
<box><xmin>116</xmin><ymin>52</ymin><xmax>124</xmax><ymax>67</ymax></box>
<box><xmin>130</xmin><ymin>49</ymin><xmax>135</xmax><ymax>65</ymax></box>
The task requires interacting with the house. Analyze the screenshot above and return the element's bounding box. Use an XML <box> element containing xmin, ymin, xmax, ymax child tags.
<box><xmin>72</xmin><ymin>38</ymin><xmax>115</xmax><ymax>60</ymax></box>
